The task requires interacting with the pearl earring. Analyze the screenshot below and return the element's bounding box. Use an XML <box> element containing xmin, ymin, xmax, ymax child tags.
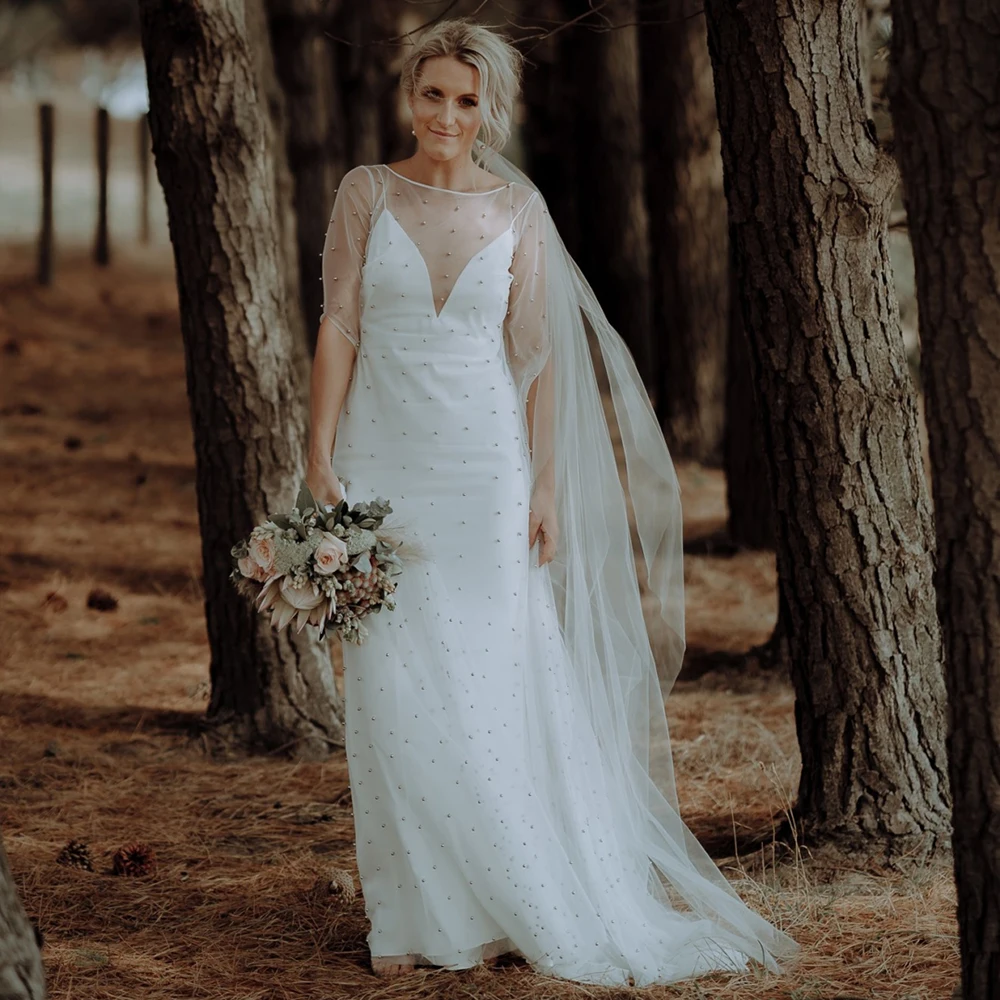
<box><xmin>411</xmin><ymin>129</ymin><xmax>416</xmax><ymax>136</ymax></box>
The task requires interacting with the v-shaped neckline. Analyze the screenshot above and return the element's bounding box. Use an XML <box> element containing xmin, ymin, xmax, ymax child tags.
<box><xmin>381</xmin><ymin>209</ymin><xmax>514</xmax><ymax>320</ymax></box>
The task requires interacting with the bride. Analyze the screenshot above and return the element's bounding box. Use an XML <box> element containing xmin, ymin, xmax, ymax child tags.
<box><xmin>305</xmin><ymin>16</ymin><xmax>797</xmax><ymax>987</ymax></box>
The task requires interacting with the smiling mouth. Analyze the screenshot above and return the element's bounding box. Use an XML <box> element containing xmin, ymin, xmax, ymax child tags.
<box><xmin>430</xmin><ymin>129</ymin><xmax>458</xmax><ymax>138</ymax></box>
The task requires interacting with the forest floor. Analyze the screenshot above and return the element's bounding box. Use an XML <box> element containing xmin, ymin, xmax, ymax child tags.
<box><xmin>0</xmin><ymin>245</ymin><xmax>959</xmax><ymax>1000</ymax></box>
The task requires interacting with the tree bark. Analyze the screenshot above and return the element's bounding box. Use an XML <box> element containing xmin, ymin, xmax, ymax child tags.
<box><xmin>0</xmin><ymin>830</ymin><xmax>45</xmax><ymax>1000</ymax></box>
<box><xmin>565</xmin><ymin>0</ymin><xmax>652</xmax><ymax>382</ymax></box>
<box><xmin>725</xmin><ymin>264</ymin><xmax>774</xmax><ymax>550</ymax></box>
<box><xmin>890</xmin><ymin>4</ymin><xmax>1000</xmax><ymax>993</ymax></box>
<box><xmin>138</xmin><ymin>0</ymin><xmax>344</xmax><ymax>758</ymax></box>
<box><xmin>266</xmin><ymin>0</ymin><xmax>343</xmax><ymax>344</ymax></box>
<box><xmin>639</xmin><ymin>0</ymin><xmax>727</xmax><ymax>463</ymax></box>
<box><xmin>704</xmin><ymin>0</ymin><xmax>951</xmax><ymax>854</ymax></box>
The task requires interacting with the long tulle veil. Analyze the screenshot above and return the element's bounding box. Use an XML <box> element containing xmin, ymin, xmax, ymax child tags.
<box><xmin>473</xmin><ymin>140</ymin><xmax>799</xmax><ymax>967</ymax></box>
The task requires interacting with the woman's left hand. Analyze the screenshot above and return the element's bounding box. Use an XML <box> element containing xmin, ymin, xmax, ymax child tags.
<box><xmin>528</xmin><ymin>488</ymin><xmax>559</xmax><ymax>567</ymax></box>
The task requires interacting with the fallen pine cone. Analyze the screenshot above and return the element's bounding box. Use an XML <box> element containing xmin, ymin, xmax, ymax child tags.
<box><xmin>327</xmin><ymin>868</ymin><xmax>356</xmax><ymax>900</ymax></box>
<box><xmin>56</xmin><ymin>839</ymin><xmax>93</xmax><ymax>872</ymax></box>
<box><xmin>310</xmin><ymin>867</ymin><xmax>356</xmax><ymax>906</ymax></box>
<box><xmin>111</xmin><ymin>842</ymin><xmax>156</xmax><ymax>877</ymax></box>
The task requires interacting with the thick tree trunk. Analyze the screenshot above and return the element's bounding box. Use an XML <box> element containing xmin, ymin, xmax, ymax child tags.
<box><xmin>138</xmin><ymin>0</ymin><xmax>344</xmax><ymax>758</ymax></box>
<box><xmin>704</xmin><ymin>0</ymin><xmax>951</xmax><ymax>854</ymax></box>
<box><xmin>566</xmin><ymin>0</ymin><xmax>652</xmax><ymax>382</ymax></box>
<box><xmin>266</xmin><ymin>0</ymin><xmax>343</xmax><ymax>343</ymax></box>
<box><xmin>890</xmin><ymin>5</ymin><xmax>1000</xmax><ymax>994</ymax></box>
<box><xmin>725</xmin><ymin>265</ymin><xmax>774</xmax><ymax>550</ymax></box>
<box><xmin>518</xmin><ymin>0</ymin><xmax>582</xmax><ymax>259</ymax></box>
<box><xmin>638</xmin><ymin>0</ymin><xmax>727</xmax><ymax>463</ymax></box>
<box><xmin>0</xmin><ymin>831</ymin><xmax>45</xmax><ymax>1000</ymax></box>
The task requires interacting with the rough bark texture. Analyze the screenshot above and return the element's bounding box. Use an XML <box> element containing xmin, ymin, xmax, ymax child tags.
<box><xmin>267</xmin><ymin>0</ymin><xmax>343</xmax><ymax>341</ymax></box>
<box><xmin>639</xmin><ymin>0</ymin><xmax>727</xmax><ymax>463</ymax></box>
<box><xmin>0</xmin><ymin>831</ymin><xmax>45</xmax><ymax>1000</ymax></box>
<box><xmin>704</xmin><ymin>0</ymin><xmax>951</xmax><ymax>854</ymax></box>
<box><xmin>890</xmin><ymin>4</ymin><xmax>1000</xmax><ymax>993</ymax></box>
<box><xmin>138</xmin><ymin>0</ymin><xmax>344</xmax><ymax>758</ymax></box>
<box><xmin>725</xmin><ymin>264</ymin><xmax>775</xmax><ymax>550</ymax></box>
<box><xmin>566</xmin><ymin>0</ymin><xmax>653</xmax><ymax>382</ymax></box>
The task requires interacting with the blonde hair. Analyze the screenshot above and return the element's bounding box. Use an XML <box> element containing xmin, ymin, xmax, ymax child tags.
<box><xmin>399</xmin><ymin>18</ymin><xmax>523</xmax><ymax>152</ymax></box>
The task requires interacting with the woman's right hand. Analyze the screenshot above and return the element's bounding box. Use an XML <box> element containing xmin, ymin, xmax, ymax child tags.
<box><xmin>306</xmin><ymin>460</ymin><xmax>345</xmax><ymax>509</ymax></box>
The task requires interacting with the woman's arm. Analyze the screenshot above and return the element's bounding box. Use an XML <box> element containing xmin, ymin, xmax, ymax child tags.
<box><xmin>505</xmin><ymin>191</ymin><xmax>557</xmax><ymax>565</ymax></box>
<box><xmin>304</xmin><ymin>166</ymin><xmax>375</xmax><ymax>506</ymax></box>
<box><xmin>306</xmin><ymin>318</ymin><xmax>357</xmax><ymax>504</ymax></box>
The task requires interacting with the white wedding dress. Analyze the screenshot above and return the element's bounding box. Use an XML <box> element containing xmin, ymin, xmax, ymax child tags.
<box><xmin>323</xmin><ymin>164</ymin><xmax>789</xmax><ymax>986</ymax></box>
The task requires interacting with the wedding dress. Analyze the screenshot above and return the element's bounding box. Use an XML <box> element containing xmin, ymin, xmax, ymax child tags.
<box><xmin>322</xmin><ymin>161</ymin><xmax>797</xmax><ymax>986</ymax></box>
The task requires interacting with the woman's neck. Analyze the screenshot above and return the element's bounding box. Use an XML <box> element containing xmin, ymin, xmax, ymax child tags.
<box><xmin>389</xmin><ymin>153</ymin><xmax>483</xmax><ymax>193</ymax></box>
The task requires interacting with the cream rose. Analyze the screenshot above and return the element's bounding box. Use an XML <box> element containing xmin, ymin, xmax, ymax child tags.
<box><xmin>238</xmin><ymin>554</ymin><xmax>270</xmax><ymax>582</ymax></box>
<box><xmin>248</xmin><ymin>533</ymin><xmax>277</xmax><ymax>575</ymax></box>
<box><xmin>313</xmin><ymin>532</ymin><xmax>350</xmax><ymax>575</ymax></box>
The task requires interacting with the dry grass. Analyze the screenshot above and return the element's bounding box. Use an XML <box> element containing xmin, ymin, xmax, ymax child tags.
<box><xmin>0</xmin><ymin>244</ymin><xmax>960</xmax><ymax>1000</ymax></box>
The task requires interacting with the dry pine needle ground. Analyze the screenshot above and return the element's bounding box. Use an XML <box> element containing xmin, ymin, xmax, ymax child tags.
<box><xmin>0</xmin><ymin>250</ymin><xmax>959</xmax><ymax>999</ymax></box>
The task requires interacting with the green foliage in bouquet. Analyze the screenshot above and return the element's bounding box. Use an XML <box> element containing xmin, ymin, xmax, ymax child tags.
<box><xmin>229</xmin><ymin>480</ymin><xmax>405</xmax><ymax>643</ymax></box>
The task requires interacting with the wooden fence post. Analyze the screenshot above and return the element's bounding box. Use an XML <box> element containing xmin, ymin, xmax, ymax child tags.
<box><xmin>94</xmin><ymin>106</ymin><xmax>110</xmax><ymax>265</ymax></box>
<box><xmin>138</xmin><ymin>112</ymin><xmax>150</xmax><ymax>244</ymax></box>
<box><xmin>38</xmin><ymin>102</ymin><xmax>54</xmax><ymax>285</ymax></box>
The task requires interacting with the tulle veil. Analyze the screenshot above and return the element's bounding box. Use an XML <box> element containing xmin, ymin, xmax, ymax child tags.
<box><xmin>472</xmin><ymin>140</ymin><xmax>799</xmax><ymax>967</ymax></box>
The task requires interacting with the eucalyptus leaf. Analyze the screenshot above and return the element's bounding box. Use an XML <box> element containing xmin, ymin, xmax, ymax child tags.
<box><xmin>295</xmin><ymin>481</ymin><xmax>317</xmax><ymax>513</ymax></box>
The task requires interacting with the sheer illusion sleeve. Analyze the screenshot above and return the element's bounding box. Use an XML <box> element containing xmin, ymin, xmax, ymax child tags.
<box><xmin>505</xmin><ymin>191</ymin><xmax>554</xmax><ymax>492</ymax></box>
<box><xmin>504</xmin><ymin>190</ymin><xmax>550</xmax><ymax>397</ymax></box>
<box><xmin>321</xmin><ymin>165</ymin><xmax>376</xmax><ymax>349</ymax></box>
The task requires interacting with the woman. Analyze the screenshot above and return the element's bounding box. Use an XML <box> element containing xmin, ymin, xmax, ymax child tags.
<box><xmin>306</xmin><ymin>17</ymin><xmax>797</xmax><ymax>986</ymax></box>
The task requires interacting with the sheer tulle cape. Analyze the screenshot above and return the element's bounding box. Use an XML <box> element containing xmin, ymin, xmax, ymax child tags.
<box><xmin>472</xmin><ymin>142</ymin><xmax>799</xmax><ymax>968</ymax></box>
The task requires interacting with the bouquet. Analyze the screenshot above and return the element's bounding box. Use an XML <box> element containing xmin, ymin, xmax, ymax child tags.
<box><xmin>229</xmin><ymin>480</ymin><xmax>404</xmax><ymax>644</ymax></box>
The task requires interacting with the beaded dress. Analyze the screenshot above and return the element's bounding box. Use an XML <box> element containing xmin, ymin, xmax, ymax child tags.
<box><xmin>321</xmin><ymin>163</ymin><xmax>790</xmax><ymax>985</ymax></box>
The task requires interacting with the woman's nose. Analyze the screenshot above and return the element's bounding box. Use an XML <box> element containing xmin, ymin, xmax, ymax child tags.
<box><xmin>436</xmin><ymin>101</ymin><xmax>457</xmax><ymax>125</ymax></box>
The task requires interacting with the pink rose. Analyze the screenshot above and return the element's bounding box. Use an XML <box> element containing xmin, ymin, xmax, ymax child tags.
<box><xmin>238</xmin><ymin>554</ymin><xmax>270</xmax><ymax>582</ymax></box>
<box><xmin>248</xmin><ymin>534</ymin><xmax>277</xmax><ymax>575</ymax></box>
<box><xmin>313</xmin><ymin>532</ymin><xmax>350</xmax><ymax>575</ymax></box>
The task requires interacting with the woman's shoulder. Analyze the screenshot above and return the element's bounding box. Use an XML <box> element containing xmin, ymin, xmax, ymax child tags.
<box><xmin>337</xmin><ymin>164</ymin><xmax>386</xmax><ymax>202</ymax></box>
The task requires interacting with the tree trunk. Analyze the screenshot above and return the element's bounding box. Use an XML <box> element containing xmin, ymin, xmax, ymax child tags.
<box><xmin>266</xmin><ymin>0</ymin><xmax>343</xmax><ymax>344</ymax></box>
<box><xmin>704</xmin><ymin>0</ymin><xmax>951</xmax><ymax>855</ymax></box>
<box><xmin>245</xmin><ymin>0</ymin><xmax>308</xmax><ymax>363</ymax></box>
<box><xmin>0</xmin><ymin>831</ymin><xmax>45</xmax><ymax>1000</ymax></box>
<box><xmin>566</xmin><ymin>0</ymin><xmax>652</xmax><ymax>383</ymax></box>
<box><xmin>138</xmin><ymin>0</ymin><xmax>344</xmax><ymax>759</ymax></box>
<box><xmin>638</xmin><ymin>0</ymin><xmax>727</xmax><ymax>463</ymax></box>
<box><xmin>890</xmin><ymin>5</ymin><xmax>1000</xmax><ymax>993</ymax></box>
<box><xmin>331</xmin><ymin>1</ymin><xmax>397</xmax><ymax>168</ymax></box>
<box><xmin>725</xmin><ymin>264</ymin><xmax>774</xmax><ymax>550</ymax></box>
<box><xmin>518</xmin><ymin>0</ymin><xmax>582</xmax><ymax>259</ymax></box>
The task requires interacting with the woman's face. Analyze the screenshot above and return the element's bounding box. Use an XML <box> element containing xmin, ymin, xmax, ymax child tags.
<box><xmin>408</xmin><ymin>56</ymin><xmax>483</xmax><ymax>163</ymax></box>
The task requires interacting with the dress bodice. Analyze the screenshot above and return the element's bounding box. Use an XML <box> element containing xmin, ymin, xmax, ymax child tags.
<box><xmin>359</xmin><ymin>204</ymin><xmax>515</xmax><ymax>352</ymax></box>
<box><xmin>320</xmin><ymin>164</ymin><xmax>549</xmax><ymax>393</ymax></box>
